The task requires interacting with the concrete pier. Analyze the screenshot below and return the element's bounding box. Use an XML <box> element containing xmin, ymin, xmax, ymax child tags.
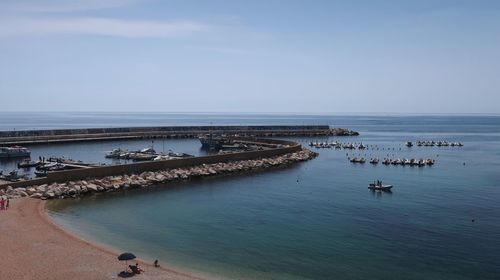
<box><xmin>0</xmin><ymin>125</ymin><xmax>357</xmax><ymax>146</ymax></box>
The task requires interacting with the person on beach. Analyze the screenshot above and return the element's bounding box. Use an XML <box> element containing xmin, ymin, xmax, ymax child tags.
<box><xmin>136</xmin><ymin>263</ymin><xmax>145</xmax><ymax>273</ymax></box>
<box><xmin>0</xmin><ymin>197</ymin><xmax>4</xmax><ymax>210</ymax></box>
<box><xmin>154</xmin><ymin>260</ymin><xmax>160</xmax><ymax>267</ymax></box>
<box><xmin>5</xmin><ymin>198</ymin><xmax>9</xmax><ymax>210</ymax></box>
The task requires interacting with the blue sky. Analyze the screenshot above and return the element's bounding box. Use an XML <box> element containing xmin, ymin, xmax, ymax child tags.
<box><xmin>0</xmin><ymin>0</ymin><xmax>499</xmax><ymax>113</ymax></box>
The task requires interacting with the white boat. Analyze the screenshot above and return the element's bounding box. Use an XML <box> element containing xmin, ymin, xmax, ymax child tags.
<box><xmin>0</xmin><ymin>146</ymin><xmax>30</xmax><ymax>158</ymax></box>
<box><xmin>368</xmin><ymin>181</ymin><xmax>393</xmax><ymax>191</ymax></box>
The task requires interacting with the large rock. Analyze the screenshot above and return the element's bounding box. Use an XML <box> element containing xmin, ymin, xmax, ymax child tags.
<box><xmin>30</xmin><ymin>193</ymin><xmax>43</xmax><ymax>199</ymax></box>
<box><xmin>18</xmin><ymin>191</ymin><xmax>28</xmax><ymax>197</ymax></box>
<box><xmin>86</xmin><ymin>183</ymin><xmax>98</xmax><ymax>192</ymax></box>
<box><xmin>26</xmin><ymin>187</ymin><xmax>36</xmax><ymax>195</ymax></box>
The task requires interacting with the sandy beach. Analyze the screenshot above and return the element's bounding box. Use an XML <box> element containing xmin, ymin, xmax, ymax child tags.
<box><xmin>0</xmin><ymin>198</ymin><xmax>206</xmax><ymax>280</ymax></box>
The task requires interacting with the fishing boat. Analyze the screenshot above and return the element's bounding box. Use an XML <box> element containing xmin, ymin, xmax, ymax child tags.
<box><xmin>0</xmin><ymin>146</ymin><xmax>31</xmax><ymax>158</ymax></box>
<box><xmin>368</xmin><ymin>181</ymin><xmax>393</xmax><ymax>191</ymax></box>
<box><xmin>199</xmin><ymin>134</ymin><xmax>231</xmax><ymax>150</ymax></box>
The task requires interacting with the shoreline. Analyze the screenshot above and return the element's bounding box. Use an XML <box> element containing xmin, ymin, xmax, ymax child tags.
<box><xmin>0</xmin><ymin>197</ymin><xmax>207</xmax><ymax>280</ymax></box>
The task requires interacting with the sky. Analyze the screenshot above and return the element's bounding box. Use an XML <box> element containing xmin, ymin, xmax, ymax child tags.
<box><xmin>0</xmin><ymin>0</ymin><xmax>499</xmax><ymax>114</ymax></box>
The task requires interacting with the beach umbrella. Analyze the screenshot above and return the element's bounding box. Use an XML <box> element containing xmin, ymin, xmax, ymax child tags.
<box><xmin>118</xmin><ymin>252</ymin><xmax>136</xmax><ymax>272</ymax></box>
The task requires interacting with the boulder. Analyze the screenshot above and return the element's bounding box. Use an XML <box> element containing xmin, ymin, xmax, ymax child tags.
<box><xmin>86</xmin><ymin>184</ymin><xmax>98</xmax><ymax>192</ymax></box>
<box><xmin>18</xmin><ymin>191</ymin><xmax>28</xmax><ymax>197</ymax></box>
<box><xmin>26</xmin><ymin>187</ymin><xmax>36</xmax><ymax>195</ymax></box>
<box><xmin>30</xmin><ymin>193</ymin><xmax>43</xmax><ymax>199</ymax></box>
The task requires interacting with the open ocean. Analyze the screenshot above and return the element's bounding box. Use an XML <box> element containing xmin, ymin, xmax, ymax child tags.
<box><xmin>2</xmin><ymin>113</ymin><xmax>499</xmax><ymax>280</ymax></box>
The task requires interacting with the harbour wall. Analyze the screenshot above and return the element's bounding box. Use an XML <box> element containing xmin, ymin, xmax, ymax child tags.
<box><xmin>0</xmin><ymin>138</ymin><xmax>302</xmax><ymax>189</ymax></box>
<box><xmin>0</xmin><ymin>125</ymin><xmax>331</xmax><ymax>145</ymax></box>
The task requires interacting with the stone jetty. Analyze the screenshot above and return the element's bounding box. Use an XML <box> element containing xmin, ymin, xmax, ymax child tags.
<box><xmin>1</xmin><ymin>149</ymin><xmax>317</xmax><ymax>200</ymax></box>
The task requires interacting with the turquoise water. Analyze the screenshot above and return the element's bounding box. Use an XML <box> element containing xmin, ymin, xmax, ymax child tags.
<box><xmin>39</xmin><ymin>114</ymin><xmax>500</xmax><ymax>279</ymax></box>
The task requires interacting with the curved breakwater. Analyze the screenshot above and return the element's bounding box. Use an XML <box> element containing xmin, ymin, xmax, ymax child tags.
<box><xmin>1</xmin><ymin>149</ymin><xmax>317</xmax><ymax>200</ymax></box>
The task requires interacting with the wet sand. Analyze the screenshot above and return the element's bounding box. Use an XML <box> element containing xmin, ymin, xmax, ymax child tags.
<box><xmin>0</xmin><ymin>198</ymin><xmax>206</xmax><ymax>280</ymax></box>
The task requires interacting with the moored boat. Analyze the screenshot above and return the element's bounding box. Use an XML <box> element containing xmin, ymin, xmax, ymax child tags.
<box><xmin>34</xmin><ymin>170</ymin><xmax>48</xmax><ymax>177</ymax></box>
<box><xmin>17</xmin><ymin>159</ymin><xmax>41</xmax><ymax>168</ymax></box>
<box><xmin>0</xmin><ymin>146</ymin><xmax>31</xmax><ymax>159</ymax></box>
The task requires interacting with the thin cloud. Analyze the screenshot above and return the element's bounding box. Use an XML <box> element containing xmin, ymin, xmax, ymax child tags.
<box><xmin>1</xmin><ymin>0</ymin><xmax>143</xmax><ymax>13</ymax></box>
<box><xmin>187</xmin><ymin>46</ymin><xmax>255</xmax><ymax>55</ymax></box>
<box><xmin>0</xmin><ymin>17</ymin><xmax>211</xmax><ymax>38</ymax></box>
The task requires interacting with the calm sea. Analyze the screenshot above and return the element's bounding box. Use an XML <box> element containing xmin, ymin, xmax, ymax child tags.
<box><xmin>2</xmin><ymin>113</ymin><xmax>499</xmax><ymax>280</ymax></box>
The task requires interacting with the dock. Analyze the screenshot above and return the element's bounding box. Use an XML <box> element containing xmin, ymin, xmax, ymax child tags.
<box><xmin>0</xmin><ymin>125</ymin><xmax>358</xmax><ymax>146</ymax></box>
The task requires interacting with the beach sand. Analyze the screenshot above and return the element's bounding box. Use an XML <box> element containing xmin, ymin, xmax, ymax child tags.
<box><xmin>0</xmin><ymin>198</ymin><xmax>206</xmax><ymax>280</ymax></box>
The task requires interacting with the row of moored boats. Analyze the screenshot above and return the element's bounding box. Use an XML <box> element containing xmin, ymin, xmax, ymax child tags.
<box><xmin>406</xmin><ymin>141</ymin><xmax>464</xmax><ymax>147</ymax></box>
<box><xmin>105</xmin><ymin>147</ymin><xmax>193</xmax><ymax>161</ymax></box>
<box><xmin>309</xmin><ymin>142</ymin><xmax>367</xmax><ymax>150</ymax></box>
<box><xmin>350</xmin><ymin>157</ymin><xmax>435</xmax><ymax>166</ymax></box>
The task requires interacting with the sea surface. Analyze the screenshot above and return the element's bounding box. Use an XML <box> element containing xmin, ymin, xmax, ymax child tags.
<box><xmin>2</xmin><ymin>113</ymin><xmax>499</xmax><ymax>280</ymax></box>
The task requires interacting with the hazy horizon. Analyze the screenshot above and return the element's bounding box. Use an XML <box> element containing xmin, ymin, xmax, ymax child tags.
<box><xmin>1</xmin><ymin>0</ymin><xmax>499</xmax><ymax>113</ymax></box>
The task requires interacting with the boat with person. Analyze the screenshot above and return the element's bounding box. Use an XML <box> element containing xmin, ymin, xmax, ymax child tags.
<box><xmin>368</xmin><ymin>180</ymin><xmax>393</xmax><ymax>191</ymax></box>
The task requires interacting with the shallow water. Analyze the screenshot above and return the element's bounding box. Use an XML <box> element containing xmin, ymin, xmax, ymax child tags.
<box><xmin>13</xmin><ymin>113</ymin><xmax>500</xmax><ymax>280</ymax></box>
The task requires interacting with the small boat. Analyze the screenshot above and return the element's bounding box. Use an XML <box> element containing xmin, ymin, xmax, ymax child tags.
<box><xmin>36</xmin><ymin>162</ymin><xmax>58</xmax><ymax>171</ymax></box>
<box><xmin>369</xmin><ymin>158</ymin><xmax>379</xmax><ymax>164</ymax></box>
<box><xmin>405</xmin><ymin>141</ymin><xmax>413</xmax><ymax>147</ymax></box>
<box><xmin>167</xmin><ymin>151</ymin><xmax>193</xmax><ymax>158</ymax></box>
<box><xmin>130</xmin><ymin>153</ymin><xmax>156</xmax><ymax>162</ymax></box>
<box><xmin>140</xmin><ymin>147</ymin><xmax>156</xmax><ymax>154</ymax></box>
<box><xmin>1</xmin><ymin>170</ymin><xmax>24</xmax><ymax>182</ymax></box>
<box><xmin>34</xmin><ymin>170</ymin><xmax>48</xmax><ymax>177</ymax></box>
<box><xmin>350</xmin><ymin>157</ymin><xmax>366</xmax><ymax>163</ymax></box>
<box><xmin>368</xmin><ymin>181</ymin><xmax>393</xmax><ymax>191</ymax></box>
<box><xmin>105</xmin><ymin>148</ymin><xmax>126</xmax><ymax>159</ymax></box>
<box><xmin>17</xmin><ymin>159</ymin><xmax>41</xmax><ymax>168</ymax></box>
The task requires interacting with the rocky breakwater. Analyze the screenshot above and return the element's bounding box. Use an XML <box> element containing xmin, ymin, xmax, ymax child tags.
<box><xmin>329</xmin><ymin>128</ymin><xmax>359</xmax><ymax>136</ymax></box>
<box><xmin>1</xmin><ymin>149</ymin><xmax>317</xmax><ymax>200</ymax></box>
